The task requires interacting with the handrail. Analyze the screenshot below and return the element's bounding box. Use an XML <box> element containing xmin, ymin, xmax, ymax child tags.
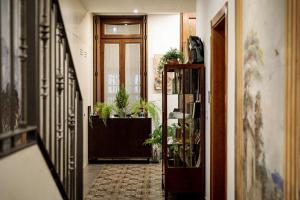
<box><xmin>52</xmin><ymin>0</ymin><xmax>83</xmax><ymax>100</ymax></box>
<box><xmin>0</xmin><ymin>0</ymin><xmax>83</xmax><ymax>199</ymax></box>
<box><xmin>0</xmin><ymin>128</ymin><xmax>37</xmax><ymax>159</ymax></box>
<box><xmin>38</xmin><ymin>0</ymin><xmax>84</xmax><ymax>199</ymax></box>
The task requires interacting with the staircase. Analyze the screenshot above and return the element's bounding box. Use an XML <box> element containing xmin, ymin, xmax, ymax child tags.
<box><xmin>0</xmin><ymin>0</ymin><xmax>83</xmax><ymax>199</ymax></box>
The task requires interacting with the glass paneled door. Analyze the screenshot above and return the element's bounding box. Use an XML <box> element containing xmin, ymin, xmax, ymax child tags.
<box><xmin>125</xmin><ymin>42</ymin><xmax>141</xmax><ymax>105</ymax></box>
<box><xmin>94</xmin><ymin>16</ymin><xmax>147</xmax><ymax>104</ymax></box>
<box><xmin>103</xmin><ymin>43</ymin><xmax>120</xmax><ymax>103</ymax></box>
<box><xmin>101</xmin><ymin>39</ymin><xmax>143</xmax><ymax>105</ymax></box>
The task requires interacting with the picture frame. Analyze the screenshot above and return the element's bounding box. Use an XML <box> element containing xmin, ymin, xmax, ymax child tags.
<box><xmin>153</xmin><ymin>54</ymin><xmax>173</xmax><ymax>91</ymax></box>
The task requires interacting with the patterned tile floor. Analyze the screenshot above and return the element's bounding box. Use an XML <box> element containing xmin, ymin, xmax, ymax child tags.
<box><xmin>84</xmin><ymin>163</ymin><xmax>203</xmax><ymax>200</ymax></box>
<box><xmin>84</xmin><ymin>163</ymin><xmax>164</xmax><ymax>200</ymax></box>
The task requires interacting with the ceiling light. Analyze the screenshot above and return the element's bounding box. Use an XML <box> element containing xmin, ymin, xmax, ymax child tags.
<box><xmin>133</xmin><ymin>9</ymin><xmax>138</xmax><ymax>13</ymax></box>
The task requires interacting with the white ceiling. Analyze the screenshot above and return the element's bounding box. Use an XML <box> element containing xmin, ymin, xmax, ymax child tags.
<box><xmin>80</xmin><ymin>0</ymin><xmax>196</xmax><ymax>14</ymax></box>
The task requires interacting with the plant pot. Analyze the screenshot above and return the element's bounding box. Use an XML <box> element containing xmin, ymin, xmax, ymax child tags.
<box><xmin>168</xmin><ymin>58</ymin><xmax>179</xmax><ymax>65</ymax></box>
<box><xmin>152</xmin><ymin>145</ymin><xmax>161</xmax><ymax>163</ymax></box>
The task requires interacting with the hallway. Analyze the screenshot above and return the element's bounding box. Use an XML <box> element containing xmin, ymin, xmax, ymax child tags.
<box><xmin>0</xmin><ymin>0</ymin><xmax>299</xmax><ymax>199</ymax></box>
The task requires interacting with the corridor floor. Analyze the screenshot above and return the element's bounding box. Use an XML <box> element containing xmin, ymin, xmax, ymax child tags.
<box><xmin>84</xmin><ymin>163</ymin><xmax>164</xmax><ymax>200</ymax></box>
<box><xmin>84</xmin><ymin>162</ymin><xmax>204</xmax><ymax>200</ymax></box>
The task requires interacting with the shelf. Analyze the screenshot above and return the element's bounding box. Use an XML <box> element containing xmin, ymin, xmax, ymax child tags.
<box><xmin>167</xmin><ymin>92</ymin><xmax>198</xmax><ymax>95</ymax></box>
<box><xmin>164</xmin><ymin>63</ymin><xmax>205</xmax><ymax>71</ymax></box>
<box><xmin>162</xmin><ymin>63</ymin><xmax>205</xmax><ymax>194</ymax></box>
<box><xmin>168</xmin><ymin>112</ymin><xmax>191</xmax><ymax>119</ymax></box>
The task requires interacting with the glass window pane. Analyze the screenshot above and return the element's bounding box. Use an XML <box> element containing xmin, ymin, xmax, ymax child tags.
<box><xmin>104</xmin><ymin>24</ymin><xmax>140</xmax><ymax>35</ymax></box>
<box><xmin>125</xmin><ymin>43</ymin><xmax>140</xmax><ymax>106</ymax></box>
<box><xmin>104</xmin><ymin>43</ymin><xmax>120</xmax><ymax>103</ymax></box>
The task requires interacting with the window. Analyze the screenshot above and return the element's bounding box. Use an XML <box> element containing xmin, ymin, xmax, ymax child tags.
<box><xmin>93</xmin><ymin>16</ymin><xmax>147</xmax><ymax>104</ymax></box>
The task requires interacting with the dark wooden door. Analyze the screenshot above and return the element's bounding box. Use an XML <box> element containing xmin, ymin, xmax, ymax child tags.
<box><xmin>210</xmin><ymin>3</ymin><xmax>228</xmax><ymax>200</ymax></box>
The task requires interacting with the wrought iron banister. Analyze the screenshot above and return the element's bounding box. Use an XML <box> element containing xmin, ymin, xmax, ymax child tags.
<box><xmin>0</xmin><ymin>0</ymin><xmax>83</xmax><ymax>199</ymax></box>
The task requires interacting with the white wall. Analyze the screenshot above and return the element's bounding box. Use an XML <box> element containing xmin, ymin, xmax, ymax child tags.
<box><xmin>58</xmin><ymin>0</ymin><xmax>94</xmax><ymax>167</ymax></box>
<box><xmin>147</xmin><ymin>14</ymin><xmax>180</xmax><ymax>124</ymax></box>
<box><xmin>0</xmin><ymin>145</ymin><xmax>62</xmax><ymax>200</ymax></box>
<box><xmin>196</xmin><ymin>0</ymin><xmax>235</xmax><ymax>199</ymax></box>
<box><xmin>80</xmin><ymin>0</ymin><xmax>196</xmax><ymax>14</ymax></box>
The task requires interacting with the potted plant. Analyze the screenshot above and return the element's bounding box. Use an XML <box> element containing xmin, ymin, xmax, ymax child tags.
<box><xmin>115</xmin><ymin>85</ymin><xmax>129</xmax><ymax>118</ymax></box>
<box><xmin>93</xmin><ymin>102</ymin><xmax>114</xmax><ymax>126</ymax></box>
<box><xmin>144</xmin><ymin>123</ymin><xmax>177</xmax><ymax>162</ymax></box>
<box><xmin>158</xmin><ymin>48</ymin><xmax>184</xmax><ymax>73</ymax></box>
<box><xmin>131</xmin><ymin>99</ymin><xmax>160</xmax><ymax>127</ymax></box>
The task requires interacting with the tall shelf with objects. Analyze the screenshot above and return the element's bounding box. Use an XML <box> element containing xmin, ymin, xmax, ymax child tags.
<box><xmin>162</xmin><ymin>64</ymin><xmax>205</xmax><ymax>198</ymax></box>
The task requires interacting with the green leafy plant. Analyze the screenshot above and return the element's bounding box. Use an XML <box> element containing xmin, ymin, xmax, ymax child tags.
<box><xmin>115</xmin><ymin>85</ymin><xmax>129</xmax><ymax>117</ymax></box>
<box><xmin>158</xmin><ymin>48</ymin><xmax>184</xmax><ymax>73</ymax></box>
<box><xmin>93</xmin><ymin>102</ymin><xmax>114</xmax><ymax>126</ymax></box>
<box><xmin>144</xmin><ymin>123</ymin><xmax>177</xmax><ymax>147</ymax></box>
<box><xmin>131</xmin><ymin>99</ymin><xmax>160</xmax><ymax>126</ymax></box>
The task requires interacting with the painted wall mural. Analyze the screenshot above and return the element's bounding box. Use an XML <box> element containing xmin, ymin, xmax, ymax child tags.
<box><xmin>237</xmin><ymin>0</ymin><xmax>286</xmax><ymax>199</ymax></box>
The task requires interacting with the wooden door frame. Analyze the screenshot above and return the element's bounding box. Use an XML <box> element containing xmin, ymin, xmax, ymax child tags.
<box><xmin>93</xmin><ymin>15</ymin><xmax>147</xmax><ymax>104</ymax></box>
<box><xmin>180</xmin><ymin>12</ymin><xmax>196</xmax><ymax>57</ymax></box>
<box><xmin>210</xmin><ymin>3</ymin><xmax>228</xmax><ymax>200</ymax></box>
<box><xmin>284</xmin><ymin>0</ymin><xmax>300</xmax><ymax>199</ymax></box>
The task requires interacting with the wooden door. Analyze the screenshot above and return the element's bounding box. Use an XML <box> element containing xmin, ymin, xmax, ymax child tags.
<box><xmin>180</xmin><ymin>13</ymin><xmax>196</xmax><ymax>61</ymax></box>
<box><xmin>210</xmin><ymin>3</ymin><xmax>228</xmax><ymax>200</ymax></box>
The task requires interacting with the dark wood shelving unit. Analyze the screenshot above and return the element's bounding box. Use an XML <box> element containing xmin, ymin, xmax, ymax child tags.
<box><xmin>162</xmin><ymin>64</ymin><xmax>205</xmax><ymax>199</ymax></box>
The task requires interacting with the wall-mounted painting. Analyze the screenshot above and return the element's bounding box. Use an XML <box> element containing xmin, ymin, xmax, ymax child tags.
<box><xmin>235</xmin><ymin>0</ymin><xmax>286</xmax><ymax>199</ymax></box>
<box><xmin>153</xmin><ymin>54</ymin><xmax>172</xmax><ymax>91</ymax></box>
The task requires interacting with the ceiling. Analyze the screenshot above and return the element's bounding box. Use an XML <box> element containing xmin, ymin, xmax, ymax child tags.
<box><xmin>79</xmin><ymin>0</ymin><xmax>196</xmax><ymax>14</ymax></box>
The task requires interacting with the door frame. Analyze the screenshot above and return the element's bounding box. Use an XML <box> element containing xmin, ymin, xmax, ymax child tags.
<box><xmin>284</xmin><ymin>0</ymin><xmax>300</xmax><ymax>199</ymax></box>
<box><xmin>93</xmin><ymin>15</ymin><xmax>147</xmax><ymax>104</ymax></box>
<box><xmin>210</xmin><ymin>3</ymin><xmax>228</xmax><ymax>200</ymax></box>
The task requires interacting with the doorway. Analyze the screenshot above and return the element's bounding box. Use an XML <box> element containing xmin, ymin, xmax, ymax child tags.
<box><xmin>93</xmin><ymin>16</ymin><xmax>147</xmax><ymax>104</ymax></box>
<box><xmin>210</xmin><ymin>3</ymin><xmax>228</xmax><ymax>200</ymax></box>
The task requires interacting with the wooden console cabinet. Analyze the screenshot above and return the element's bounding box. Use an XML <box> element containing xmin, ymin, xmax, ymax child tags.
<box><xmin>88</xmin><ymin>117</ymin><xmax>152</xmax><ymax>161</ymax></box>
